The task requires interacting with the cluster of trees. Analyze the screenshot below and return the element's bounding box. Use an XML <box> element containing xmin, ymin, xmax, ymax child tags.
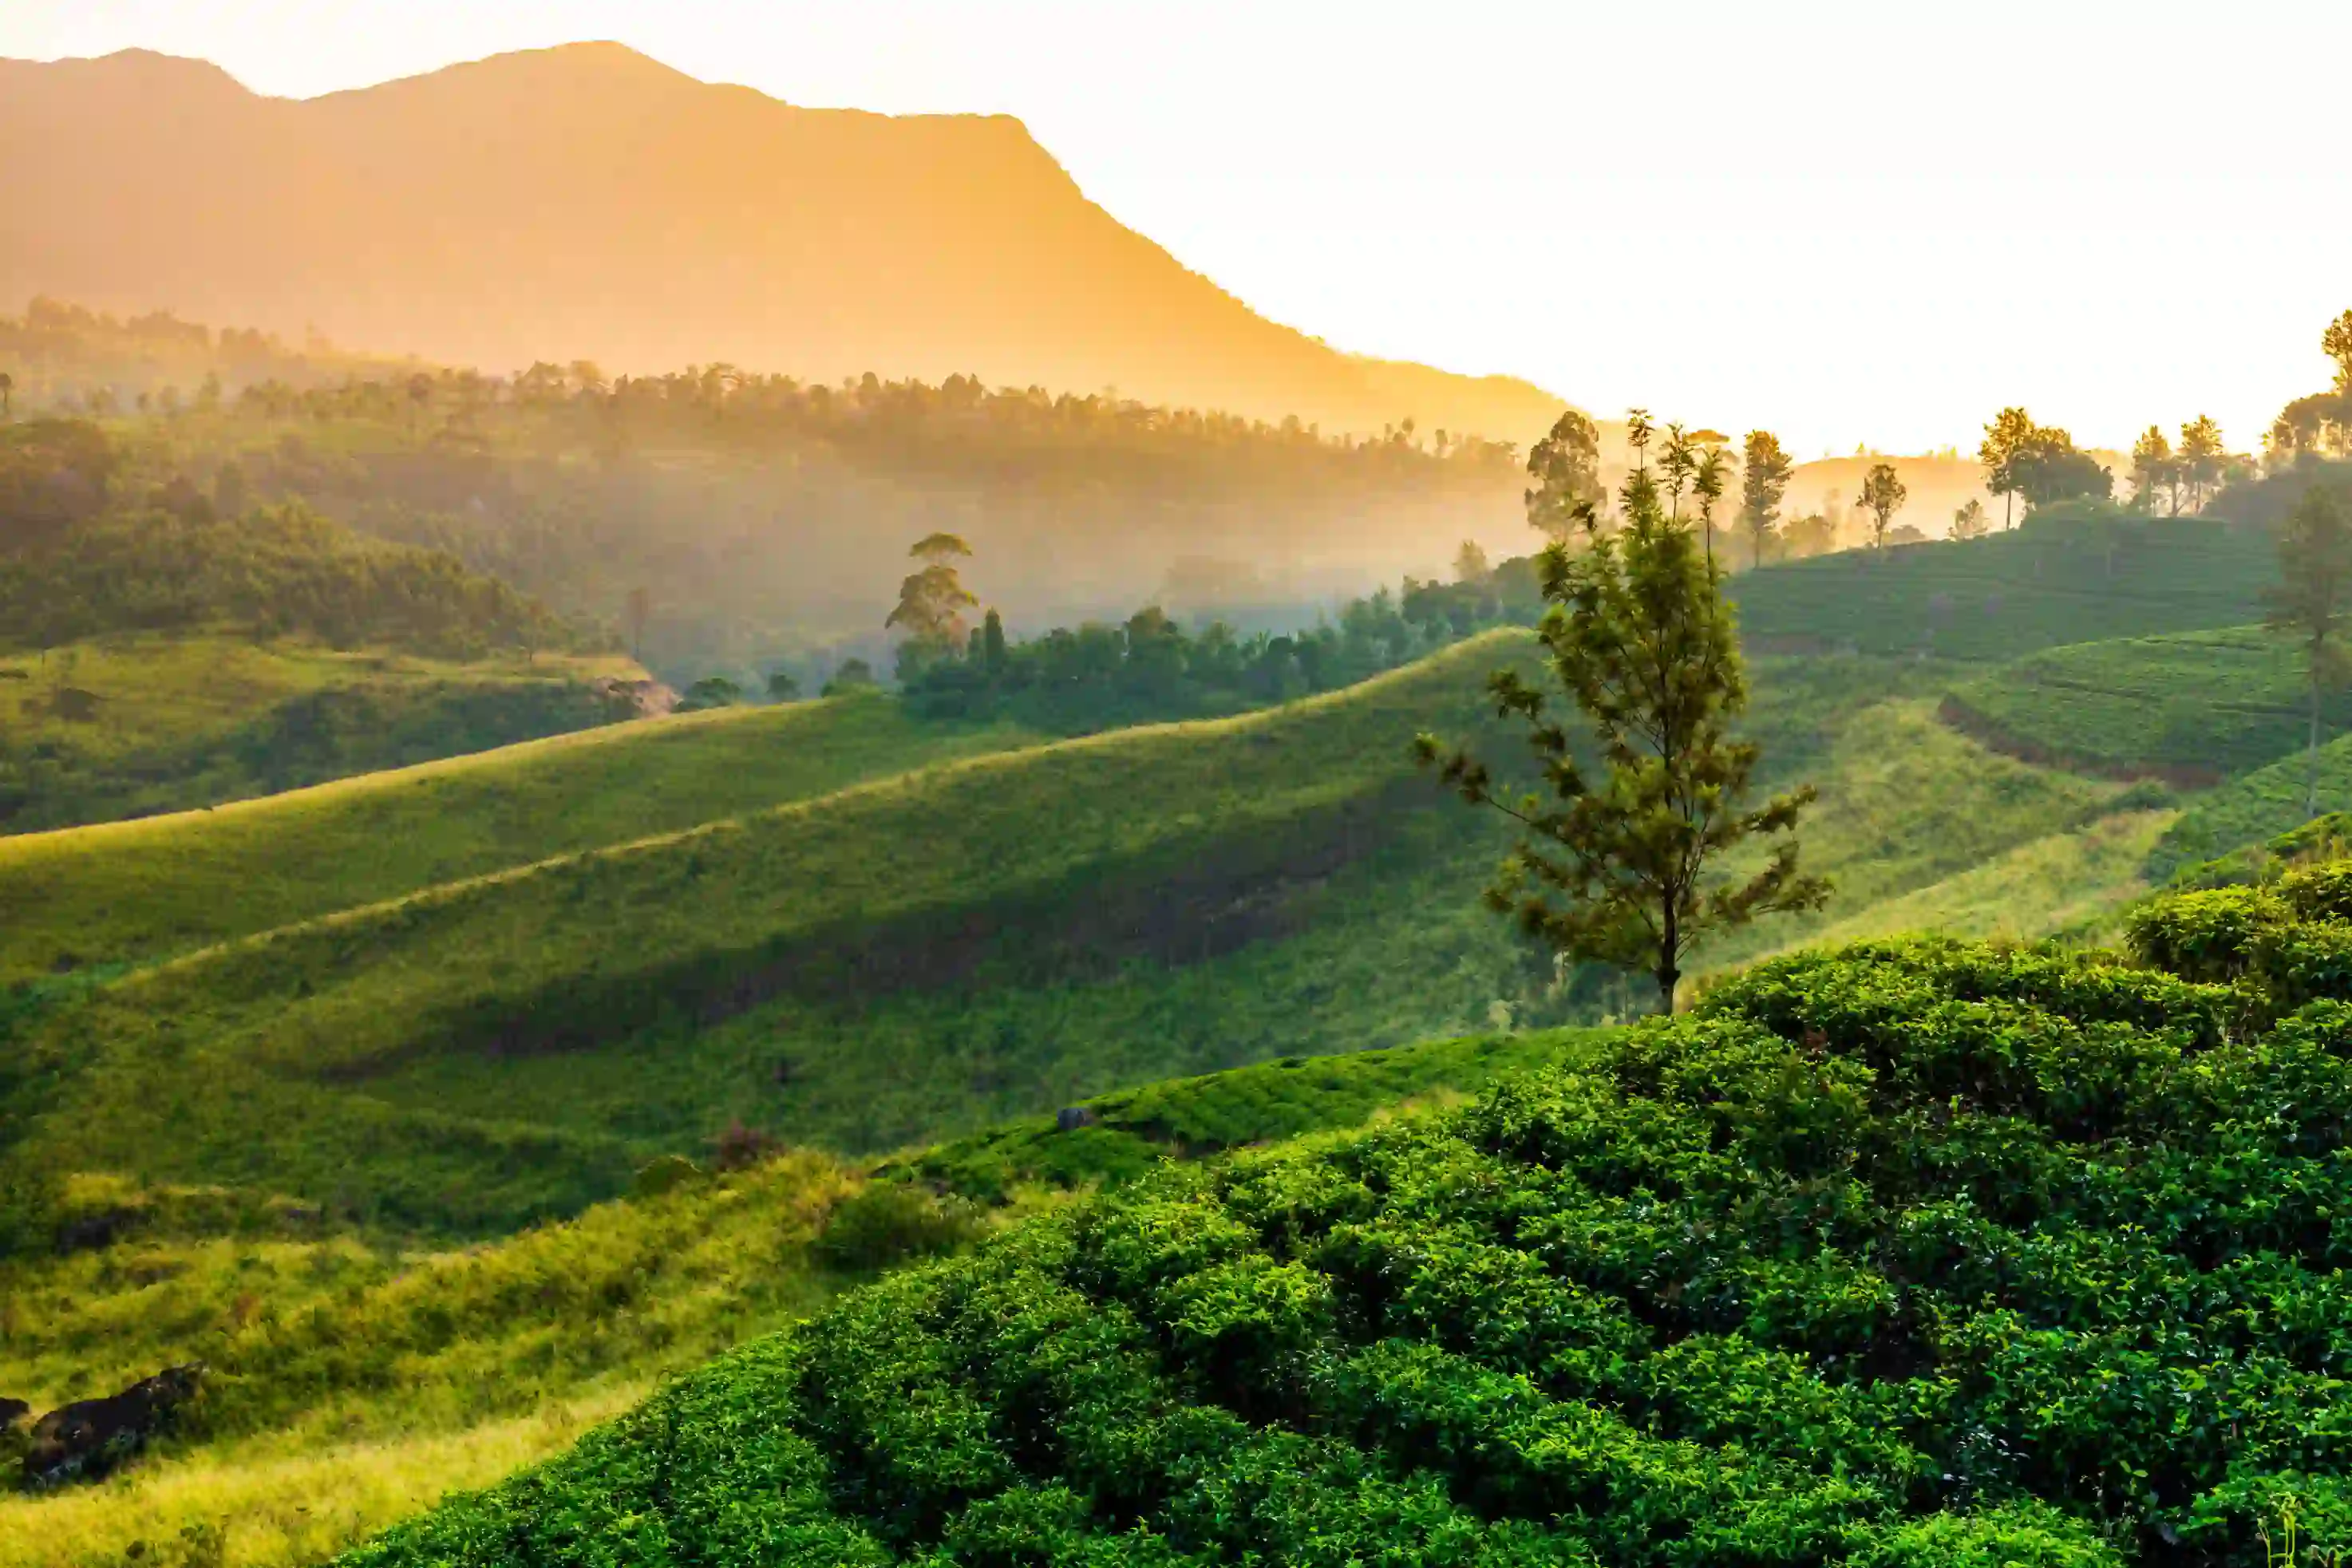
<box><xmin>1525</xmin><ymin>409</ymin><xmax>1852</xmax><ymax>569</ymax></box>
<box><xmin>2128</xmin><ymin>416</ymin><xmax>2232</xmax><ymax>515</ymax></box>
<box><xmin>219</xmin><ymin>361</ymin><xmax>1525</xmax><ymax>496</ymax></box>
<box><xmin>0</xmin><ymin>501</ymin><xmax>587</xmax><ymax>659</ymax></box>
<box><xmin>1975</xmin><ymin>408</ymin><xmax>2114</xmax><ymax>527</ymax></box>
<box><xmin>0</xmin><ymin>420</ymin><xmax>590</xmax><ymax>658</ymax></box>
<box><xmin>892</xmin><ymin>534</ymin><xmax>1540</xmax><ymax>733</ymax></box>
<box><xmin>2267</xmin><ymin>309</ymin><xmax>2352</xmax><ymax>460</ymax></box>
<box><xmin>0</xmin><ymin>297</ymin><xmax>382</xmax><ymax>417</ymax></box>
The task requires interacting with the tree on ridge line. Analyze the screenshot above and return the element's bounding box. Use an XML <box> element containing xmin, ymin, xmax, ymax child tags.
<box><xmin>1417</xmin><ymin>427</ymin><xmax>1829</xmax><ymax>1013</ymax></box>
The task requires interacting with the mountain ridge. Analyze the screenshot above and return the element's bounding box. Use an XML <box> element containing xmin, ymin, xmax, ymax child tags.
<box><xmin>0</xmin><ymin>43</ymin><xmax>1571</xmax><ymax>442</ymax></box>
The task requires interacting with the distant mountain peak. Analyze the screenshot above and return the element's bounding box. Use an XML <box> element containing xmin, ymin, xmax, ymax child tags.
<box><xmin>0</xmin><ymin>45</ymin><xmax>1571</xmax><ymax>443</ymax></box>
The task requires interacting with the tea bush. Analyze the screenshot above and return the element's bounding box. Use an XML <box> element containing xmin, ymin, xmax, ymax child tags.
<box><xmin>346</xmin><ymin>876</ymin><xmax>2352</xmax><ymax>1567</ymax></box>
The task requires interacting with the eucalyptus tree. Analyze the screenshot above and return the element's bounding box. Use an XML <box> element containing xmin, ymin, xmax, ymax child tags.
<box><xmin>1738</xmin><ymin>430</ymin><xmax>1793</xmax><ymax>569</ymax></box>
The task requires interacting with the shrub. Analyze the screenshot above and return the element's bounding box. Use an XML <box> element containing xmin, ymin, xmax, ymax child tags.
<box><xmin>813</xmin><ymin>1182</ymin><xmax>985</xmax><ymax>1272</ymax></box>
<box><xmin>350</xmin><ymin>873</ymin><xmax>2352</xmax><ymax>1567</ymax></box>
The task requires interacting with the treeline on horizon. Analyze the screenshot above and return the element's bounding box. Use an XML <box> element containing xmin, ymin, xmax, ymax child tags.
<box><xmin>0</xmin><ymin>416</ymin><xmax>594</xmax><ymax>659</ymax></box>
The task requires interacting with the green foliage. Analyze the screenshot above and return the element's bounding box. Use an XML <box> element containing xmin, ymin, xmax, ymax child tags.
<box><xmin>2</xmin><ymin>642</ymin><xmax>2102</xmax><ymax>1246</ymax></box>
<box><xmin>815</xmin><ymin>1183</ymin><xmax>985</xmax><ymax>1271</ymax></box>
<box><xmin>0</xmin><ymin>499</ymin><xmax>587</xmax><ymax>659</ymax></box>
<box><xmin>1423</xmin><ymin>472</ymin><xmax>1828</xmax><ymax>1005</ymax></box>
<box><xmin>1944</xmin><ymin>626</ymin><xmax>2352</xmax><ymax>782</ymax></box>
<box><xmin>0</xmin><ymin>687</ymin><xmax>1036</xmax><ymax>983</ymax></box>
<box><xmin>2267</xmin><ymin>484</ymin><xmax>2352</xmax><ymax>816</ymax></box>
<box><xmin>351</xmin><ymin>880</ymin><xmax>2352</xmax><ymax>1567</ymax></box>
<box><xmin>1730</xmin><ymin>507</ymin><xmax>2277</xmax><ymax>659</ymax></box>
<box><xmin>906</xmin><ymin>569</ymin><xmax>1538</xmax><ymax>733</ymax></box>
<box><xmin>2152</xmin><ymin>732</ymin><xmax>2352</xmax><ymax>879</ymax></box>
<box><xmin>0</xmin><ymin>636</ymin><xmax>634</xmax><ymax>835</ymax></box>
<box><xmin>1524</xmin><ymin>409</ymin><xmax>1603</xmax><ymax>541</ymax></box>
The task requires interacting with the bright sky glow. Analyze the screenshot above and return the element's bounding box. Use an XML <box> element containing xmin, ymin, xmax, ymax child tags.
<box><xmin>5</xmin><ymin>0</ymin><xmax>2346</xmax><ymax>456</ymax></box>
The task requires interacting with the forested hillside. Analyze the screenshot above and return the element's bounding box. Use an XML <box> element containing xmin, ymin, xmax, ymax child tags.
<box><xmin>0</xmin><ymin>300</ymin><xmax>1534</xmax><ymax>676</ymax></box>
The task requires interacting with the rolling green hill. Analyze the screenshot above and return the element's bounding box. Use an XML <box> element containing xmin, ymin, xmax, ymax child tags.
<box><xmin>1</xmin><ymin>636</ymin><xmax>2156</xmax><ymax>1249</ymax></box>
<box><xmin>1730</xmin><ymin>508</ymin><xmax>2273</xmax><ymax>660</ymax></box>
<box><xmin>1941</xmin><ymin>625</ymin><xmax>2341</xmax><ymax>784</ymax></box>
<box><xmin>0</xmin><ymin>689</ymin><xmax>1040</xmax><ymax>984</ymax></box>
<box><xmin>2148</xmin><ymin>729</ymin><xmax>2352</xmax><ymax>880</ymax></box>
<box><xmin>346</xmin><ymin>869</ymin><xmax>2352</xmax><ymax>1568</ymax></box>
<box><xmin>0</xmin><ymin>634</ymin><xmax>637</xmax><ymax>836</ymax></box>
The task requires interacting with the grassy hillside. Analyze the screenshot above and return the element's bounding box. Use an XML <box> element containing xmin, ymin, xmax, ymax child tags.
<box><xmin>0</xmin><ymin>1027</ymin><xmax>1603</xmax><ymax>1566</ymax></box>
<box><xmin>2</xmin><ymin>638</ymin><xmax>2152</xmax><ymax>1246</ymax></box>
<box><xmin>1730</xmin><ymin>508</ymin><xmax>2272</xmax><ymax>659</ymax></box>
<box><xmin>2148</xmin><ymin>729</ymin><xmax>2352</xmax><ymax>880</ymax></box>
<box><xmin>0</xmin><ymin>634</ymin><xmax>636</xmax><ymax>837</ymax></box>
<box><xmin>349</xmin><ymin>870</ymin><xmax>2352</xmax><ymax>1567</ymax></box>
<box><xmin>1942</xmin><ymin>625</ymin><xmax>2338</xmax><ymax>783</ymax></box>
<box><xmin>0</xmin><ymin>689</ymin><xmax>1039</xmax><ymax>983</ymax></box>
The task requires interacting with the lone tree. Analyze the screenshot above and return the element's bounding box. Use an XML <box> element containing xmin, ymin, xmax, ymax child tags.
<box><xmin>1417</xmin><ymin>460</ymin><xmax>1830</xmax><ymax>1013</ymax></box>
<box><xmin>1858</xmin><ymin>462</ymin><xmax>1908</xmax><ymax>551</ymax></box>
<box><xmin>887</xmin><ymin>531</ymin><xmax>978</xmax><ymax>677</ymax></box>
<box><xmin>0</xmin><ymin>370</ymin><xmax>13</xmax><ymax>418</ymax></box>
<box><xmin>1979</xmin><ymin>406</ymin><xmax>2034</xmax><ymax>530</ymax></box>
<box><xmin>1951</xmin><ymin>498</ymin><xmax>1990</xmax><ymax>539</ymax></box>
<box><xmin>1525</xmin><ymin>409</ymin><xmax>1603</xmax><ymax>543</ymax></box>
<box><xmin>1738</xmin><ymin>430</ymin><xmax>1794</xmax><ymax>568</ymax></box>
<box><xmin>2267</xmin><ymin>485</ymin><xmax>2352</xmax><ymax>819</ymax></box>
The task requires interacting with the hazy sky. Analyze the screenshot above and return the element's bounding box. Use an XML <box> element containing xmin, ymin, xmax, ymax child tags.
<box><xmin>6</xmin><ymin>1</ymin><xmax>2346</xmax><ymax>457</ymax></box>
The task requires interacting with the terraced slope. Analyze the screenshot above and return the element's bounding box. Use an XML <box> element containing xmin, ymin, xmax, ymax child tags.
<box><xmin>0</xmin><ymin>690</ymin><xmax>1039</xmax><ymax>984</ymax></box>
<box><xmin>1731</xmin><ymin>511</ymin><xmax>2272</xmax><ymax>659</ymax></box>
<box><xmin>1943</xmin><ymin>625</ymin><xmax>2342</xmax><ymax>784</ymax></box>
<box><xmin>2</xmin><ymin>638</ymin><xmax>2143</xmax><ymax>1240</ymax></box>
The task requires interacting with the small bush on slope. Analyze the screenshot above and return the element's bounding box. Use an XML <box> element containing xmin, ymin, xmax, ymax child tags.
<box><xmin>344</xmin><ymin>878</ymin><xmax>2352</xmax><ymax>1567</ymax></box>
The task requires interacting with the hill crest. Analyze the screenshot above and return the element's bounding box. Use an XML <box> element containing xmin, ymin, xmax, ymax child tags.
<box><xmin>0</xmin><ymin>45</ymin><xmax>1570</xmax><ymax>443</ymax></box>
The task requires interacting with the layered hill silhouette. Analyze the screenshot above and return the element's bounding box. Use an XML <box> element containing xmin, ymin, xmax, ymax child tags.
<box><xmin>0</xmin><ymin>43</ymin><xmax>1567</xmax><ymax>441</ymax></box>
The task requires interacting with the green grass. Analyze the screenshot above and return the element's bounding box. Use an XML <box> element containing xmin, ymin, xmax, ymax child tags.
<box><xmin>0</xmin><ymin>634</ymin><xmax>638</xmax><ymax>839</ymax></box>
<box><xmin>1943</xmin><ymin>625</ymin><xmax>2342</xmax><ymax>782</ymax></box>
<box><xmin>2</xmin><ymin>638</ymin><xmax>2153</xmax><ymax>1242</ymax></box>
<box><xmin>0</xmin><ymin>688</ymin><xmax>1040</xmax><ymax>984</ymax></box>
<box><xmin>2147</xmin><ymin>728</ymin><xmax>2352</xmax><ymax>880</ymax></box>
<box><xmin>1730</xmin><ymin>509</ymin><xmax>2275</xmax><ymax>659</ymax></box>
<box><xmin>0</xmin><ymin>1023</ymin><xmax>1603</xmax><ymax>1566</ymax></box>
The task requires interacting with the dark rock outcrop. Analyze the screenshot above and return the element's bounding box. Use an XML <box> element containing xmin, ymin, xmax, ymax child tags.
<box><xmin>22</xmin><ymin>1364</ymin><xmax>205</xmax><ymax>1489</ymax></box>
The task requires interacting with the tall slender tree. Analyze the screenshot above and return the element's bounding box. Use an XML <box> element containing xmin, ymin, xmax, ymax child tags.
<box><xmin>1738</xmin><ymin>430</ymin><xmax>1794</xmax><ymax>569</ymax></box>
<box><xmin>1524</xmin><ymin>410</ymin><xmax>1603</xmax><ymax>543</ymax></box>
<box><xmin>0</xmin><ymin>371</ymin><xmax>13</xmax><ymax>419</ymax></box>
<box><xmin>1979</xmin><ymin>407</ymin><xmax>2034</xmax><ymax>530</ymax></box>
<box><xmin>1417</xmin><ymin>457</ymin><xmax>1829</xmax><ymax>1013</ymax></box>
<box><xmin>2267</xmin><ymin>486</ymin><xmax>2352</xmax><ymax>819</ymax></box>
<box><xmin>1858</xmin><ymin>462</ymin><xmax>1908</xmax><ymax>551</ymax></box>
<box><xmin>2177</xmin><ymin>416</ymin><xmax>2225</xmax><ymax>512</ymax></box>
<box><xmin>2130</xmin><ymin>426</ymin><xmax>2178</xmax><ymax>515</ymax></box>
<box><xmin>1693</xmin><ymin>446</ymin><xmax>1729</xmax><ymax>569</ymax></box>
